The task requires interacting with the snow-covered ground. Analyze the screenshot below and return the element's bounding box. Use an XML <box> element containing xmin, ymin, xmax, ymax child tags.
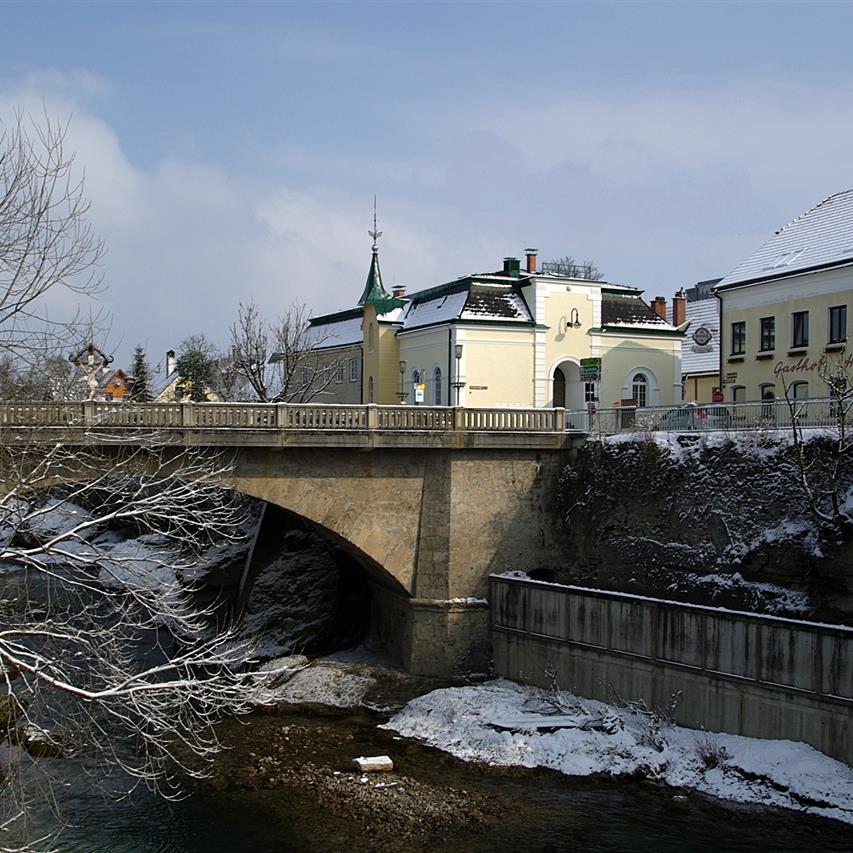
<box><xmin>382</xmin><ymin>680</ymin><xmax>853</xmax><ymax>826</ymax></box>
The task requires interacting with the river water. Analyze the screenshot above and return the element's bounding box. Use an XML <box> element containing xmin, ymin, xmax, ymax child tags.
<box><xmin>43</xmin><ymin>710</ymin><xmax>853</xmax><ymax>853</ymax></box>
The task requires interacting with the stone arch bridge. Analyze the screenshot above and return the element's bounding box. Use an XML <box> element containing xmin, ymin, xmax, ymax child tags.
<box><xmin>1</xmin><ymin>401</ymin><xmax>585</xmax><ymax>675</ymax></box>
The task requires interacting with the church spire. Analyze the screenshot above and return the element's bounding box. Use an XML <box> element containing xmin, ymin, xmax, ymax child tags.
<box><xmin>358</xmin><ymin>196</ymin><xmax>394</xmax><ymax>307</ymax></box>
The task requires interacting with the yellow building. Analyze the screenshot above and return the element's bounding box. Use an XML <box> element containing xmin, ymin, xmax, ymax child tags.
<box><xmin>311</xmin><ymin>242</ymin><xmax>684</xmax><ymax>412</ymax></box>
<box><xmin>715</xmin><ymin>190</ymin><xmax>853</xmax><ymax>403</ymax></box>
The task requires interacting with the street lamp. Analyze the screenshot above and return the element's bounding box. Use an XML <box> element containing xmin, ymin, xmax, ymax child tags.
<box><xmin>398</xmin><ymin>360</ymin><xmax>407</xmax><ymax>403</ymax></box>
<box><xmin>452</xmin><ymin>343</ymin><xmax>465</xmax><ymax>406</ymax></box>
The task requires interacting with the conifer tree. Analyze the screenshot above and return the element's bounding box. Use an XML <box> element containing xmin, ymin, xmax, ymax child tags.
<box><xmin>127</xmin><ymin>344</ymin><xmax>152</xmax><ymax>402</ymax></box>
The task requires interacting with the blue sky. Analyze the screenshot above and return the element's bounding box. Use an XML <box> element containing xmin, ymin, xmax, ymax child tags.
<box><xmin>4</xmin><ymin>0</ymin><xmax>853</xmax><ymax>369</ymax></box>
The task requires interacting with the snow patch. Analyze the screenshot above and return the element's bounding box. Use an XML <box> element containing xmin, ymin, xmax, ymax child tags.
<box><xmin>383</xmin><ymin>681</ymin><xmax>853</xmax><ymax>824</ymax></box>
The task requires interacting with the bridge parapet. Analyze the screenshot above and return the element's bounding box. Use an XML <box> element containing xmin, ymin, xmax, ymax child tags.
<box><xmin>0</xmin><ymin>401</ymin><xmax>582</xmax><ymax>449</ymax></box>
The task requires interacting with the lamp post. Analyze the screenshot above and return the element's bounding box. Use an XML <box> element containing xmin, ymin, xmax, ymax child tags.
<box><xmin>398</xmin><ymin>360</ymin><xmax>407</xmax><ymax>403</ymax></box>
<box><xmin>452</xmin><ymin>343</ymin><xmax>465</xmax><ymax>406</ymax></box>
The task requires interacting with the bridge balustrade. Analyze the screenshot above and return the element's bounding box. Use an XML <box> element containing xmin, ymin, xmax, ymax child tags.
<box><xmin>377</xmin><ymin>406</ymin><xmax>453</xmax><ymax>430</ymax></box>
<box><xmin>0</xmin><ymin>402</ymin><xmax>81</xmax><ymax>427</ymax></box>
<box><xmin>0</xmin><ymin>401</ymin><xmax>584</xmax><ymax>435</ymax></box>
<box><xmin>463</xmin><ymin>407</ymin><xmax>561</xmax><ymax>432</ymax></box>
<box><xmin>282</xmin><ymin>404</ymin><xmax>365</xmax><ymax>429</ymax></box>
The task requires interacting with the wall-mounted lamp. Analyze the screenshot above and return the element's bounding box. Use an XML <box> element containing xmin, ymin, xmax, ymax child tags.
<box><xmin>558</xmin><ymin>310</ymin><xmax>582</xmax><ymax>334</ymax></box>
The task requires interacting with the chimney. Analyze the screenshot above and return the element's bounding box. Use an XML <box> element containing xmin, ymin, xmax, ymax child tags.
<box><xmin>525</xmin><ymin>248</ymin><xmax>538</xmax><ymax>273</ymax></box>
<box><xmin>672</xmin><ymin>288</ymin><xmax>686</xmax><ymax>326</ymax></box>
<box><xmin>651</xmin><ymin>296</ymin><xmax>666</xmax><ymax>320</ymax></box>
<box><xmin>166</xmin><ymin>349</ymin><xmax>176</xmax><ymax>377</ymax></box>
<box><xmin>392</xmin><ymin>285</ymin><xmax>407</xmax><ymax>298</ymax></box>
<box><xmin>503</xmin><ymin>257</ymin><xmax>521</xmax><ymax>278</ymax></box>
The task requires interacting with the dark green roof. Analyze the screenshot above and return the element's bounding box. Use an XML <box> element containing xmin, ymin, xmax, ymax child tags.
<box><xmin>358</xmin><ymin>248</ymin><xmax>392</xmax><ymax>306</ymax></box>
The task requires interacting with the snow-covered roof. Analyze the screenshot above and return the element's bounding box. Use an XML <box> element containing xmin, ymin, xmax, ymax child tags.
<box><xmin>309</xmin><ymin>314</ymin><xmax>364</xmax><ymax>349</ymax></box>
<box><xmin>400</xmin><ymin>283</ymin><xmax>533</xmax><ymax>332</ymax></box>
<box><xmin>600</xmin><ymin>291</ymin><xmax>676</xmax><ymax>331</ymax></box>
<box><xmin>717</xmin><ymin>189</ymin><xmax>853</xmax><ymax>290</ymax></box>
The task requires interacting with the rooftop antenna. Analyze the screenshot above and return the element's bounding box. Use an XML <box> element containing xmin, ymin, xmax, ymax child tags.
<box><xmin>368</xmin><ymin>195</ymin><xmax>382</xmax><ymax>251</ymax></box>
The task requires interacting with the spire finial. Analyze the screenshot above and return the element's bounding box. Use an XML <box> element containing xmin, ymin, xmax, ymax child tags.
<box><xmin>368</xmin><ymin>195</ymin><xmax>382</xmax><ymax>251</ymax></box>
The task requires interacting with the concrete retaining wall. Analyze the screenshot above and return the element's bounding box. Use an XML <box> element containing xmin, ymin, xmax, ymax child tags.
<box><xmin>491</xmin><ymin>576</ymin><xmax>853</xmax><ymax>765</ymax></box>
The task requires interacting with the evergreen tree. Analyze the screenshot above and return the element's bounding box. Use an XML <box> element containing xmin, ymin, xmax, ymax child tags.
<box><xmin>127</xmin><ymin>345</ymin><xmax>152</xmax><ymax>402</ymax></box>
<box><xmin>176</xmin><ymin>335</ymin><xmax>217</xmax><ymax>402</ymax></box>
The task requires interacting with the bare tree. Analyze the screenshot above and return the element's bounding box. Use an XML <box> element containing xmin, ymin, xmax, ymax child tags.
<box><xmin>781</xmin><ymin>358</ymin><xmax>853</xmax><ymax>539</ymax></box>
<box><xmin>0</xmin><ymin>112</ymin><xmax>275</xmax><ymax>848</ymax></box>
<box><xmin>0</xmin><ymin>110</ymin><xmax>106</xmax><ymax>365</ymax></box>
<box><xmin>228</xmin><ymin>300</ymin><xmax>342</xmax><ymax>403</ymax></box>
<box><xmin>541</xmin><ymin>255</ymin><xmax>604</xmax><ymax>281</ymax></box>
<box><xmin>0</xmin><ymin>439</ymin><xmax>273</xmax><ymax>846</ymax></box>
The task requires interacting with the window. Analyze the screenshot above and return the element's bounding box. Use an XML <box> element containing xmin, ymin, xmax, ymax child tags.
<box><xmin>335</xmin><ymin>362</ymin><xmax>344</xmax><ymax>383</ymax></box>
<box><xmin>731</xmin><ymin>385</ymin><xmax>746</xmax><ymax>403</ymax></box>
<box><xmin>731</xmin><ymin>321</ymin><xmax>746</xmax><ymax>355</ymax></box>
<box><xmin>349</xmin><ymin>358</ymin><xmax>359</xmax><ymax>381</ymax></box>
<box><xmin>433</xmin><ymin>366</ymin><xmax>442</xmax><ymax>405</ymax></box>
<box><xmin>584</xmin><ymin>381</ymin><xmax>598</xmax><ymax>403</ymax></box>
<box><xmin>759</xmin><ymin>316</ymin><xmax>775</xmax><ymax>351</ymax></box>
<box><xmin>792</xmin><ymin>311</ymin><xmax>809</xmax><ymax>348</ymax></box>
<box><xmin>829</xmin><ymin>305</ymin><xmax>847</xmax><ymax>344</ymax></box>
<box><xmin>300</xmin><ymin>366</ymin><xmax>310</xmax><ymax>386</ymax></box>
<box><xmin>760</xmin><ymin>383</ymin><xmax>776</xmax><ymax>420</ymax></box>
<box><xmin>322</xmin><ymin>363</ymin><xmax>330</xmax><ymax>383</ymax></box>
<box><xmin>791</xmin><ymin>381</ymin><xmax>809</xmax><ymax>402</ymax></box>
<box><xmin>631</xmin><ymin>373</ymin><xmax>648</xmax><ymax>408</ymax></box>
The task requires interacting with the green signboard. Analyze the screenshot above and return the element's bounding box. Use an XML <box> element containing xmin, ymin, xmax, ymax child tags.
<box><xmin>579</xmin><ymin>357</ymin><xmax>601</xmax><ymax>382</ymax></box>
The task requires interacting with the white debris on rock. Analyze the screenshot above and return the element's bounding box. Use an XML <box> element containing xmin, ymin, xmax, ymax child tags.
<box><xmin>353</xmin><ymin>755</ymin><xmax>394</xmax><ymax>773</ymax></box>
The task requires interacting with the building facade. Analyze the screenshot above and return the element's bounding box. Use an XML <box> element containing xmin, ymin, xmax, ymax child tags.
<box><xmin>670</xmin><ymin>279</ymin><xmax>722</xmax><ymax>403</ymax></box>
<box><xmin>310</xmin><ymin>242</ymin><xmax>684</xmax><ymax>411</ymax></box>
<box><xmin>715</xmin><ymin>190</ymin><xmax>853</xmax><ymax>402</ymax></box>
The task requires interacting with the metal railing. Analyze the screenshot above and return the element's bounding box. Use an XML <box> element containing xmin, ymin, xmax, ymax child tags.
<box><xmin>0</xmin><ymin>401</ymin><xmax>578</xmax><ymax>434</ymax></box>
<box><xmin>567</xmin><ymin>398</ymin><xmax>840</xmax><ymax>436</ymax></box>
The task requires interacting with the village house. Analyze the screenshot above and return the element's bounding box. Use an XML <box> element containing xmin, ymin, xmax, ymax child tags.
<box><xmin>715</xmin><ymin>189</ymin><xmax>853</xmax><ymax>403</ymax></box>
<box><xmin>667</xmin><ymin>279</ymin><xmax>722</xmax><ymax>403</ymax></box>
<box><xmin>309</xmin><ymin>237</ymin><xmax>685</xmax><ymax>412</ymax></box>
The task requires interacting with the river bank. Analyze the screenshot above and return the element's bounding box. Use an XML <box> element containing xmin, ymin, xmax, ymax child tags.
<box><xmin>182</xmin><ymin>652</ymin><xmax>853</xmax><ymax>853</ymax></box>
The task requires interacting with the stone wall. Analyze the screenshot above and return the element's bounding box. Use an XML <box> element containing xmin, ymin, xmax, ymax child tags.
<box><xmin>557</xmin><ymin>434</ymin><xmax>853</xmax><ymax>620</ymax></box>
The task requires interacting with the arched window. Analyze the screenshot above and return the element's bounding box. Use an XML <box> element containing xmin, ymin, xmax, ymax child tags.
<box><xmin>368</xmin><ymin>376</ymin><xmax>374</xmax><ymax>403</ymax></box>
<box><xmin>631</xmin><ymin>373</ymin><xmax>648</xmax><ymax>408</ymax></box>
<box><xmin>731</xmin><ymin>385</ymin><xmax>746</xmax><ymax>403</ymax></box>
<box><xmin>433</xmin><ymin>366</ymin><xmax>442</xmax><ymax>405</ymax></box>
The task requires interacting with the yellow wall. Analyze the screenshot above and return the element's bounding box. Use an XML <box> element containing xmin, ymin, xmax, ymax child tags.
<box><xmin>683</xmin><ymin>374</ymin><xmax>718</xmax><ymax>404</ymax></box>
<box><xmin>458</xmin><ymin>326</ymin><xmax>534</xmax><ymax>407</ymax></box>
<box><xmin>591</xmin><ymin>333</ymin><xmax>682</xmax><ymax>407</ymax></box>
<box><xmin>719</xmin><ymin>267</ymin><xmax>853</xmax><ymax>401</ymax></box>
<box><xmin>397</xmin><ymin>326</ymin><xmax>452</xmax><ymax>405</ymax></box>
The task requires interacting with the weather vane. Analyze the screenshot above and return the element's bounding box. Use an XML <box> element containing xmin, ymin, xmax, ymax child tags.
<box><xmin>368</xmin><ymin>195</ymin><xmax>382</xmax><ymax>250</ymax></box>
